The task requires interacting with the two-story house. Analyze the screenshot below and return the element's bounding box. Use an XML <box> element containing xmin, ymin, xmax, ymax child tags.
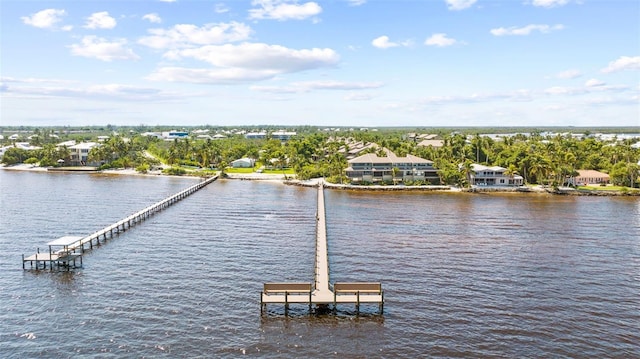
<box><xmin>346</xmin><ymin>149</ymin><xmax>439</xmax><ymax>184</ymax></box>
<box><xmin>470</xmin><ymin>164</ymin><xmax>523</xmax><ymax>186</ymax></box>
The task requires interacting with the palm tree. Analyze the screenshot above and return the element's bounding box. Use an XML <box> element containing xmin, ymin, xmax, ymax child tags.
<box><xmin>391</xmin><ymin>167</ymin><xmax>400</xmax><ymax>185</ymax></box>
<box><xmin>459</xmin><ymin>160</ymin><xmax>475</xmax><ymax>188</ymax></box>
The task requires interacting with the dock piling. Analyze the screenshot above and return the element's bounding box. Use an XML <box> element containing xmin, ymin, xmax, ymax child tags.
<box><xmin>23</xmin><ymin>175</ymin><xmax>218</xmax><ymax>271</ymax></box>
<box><xmin>261</xmin><ymin>181</ymin><xmax>383</xmax><ymax>315</ymax></box>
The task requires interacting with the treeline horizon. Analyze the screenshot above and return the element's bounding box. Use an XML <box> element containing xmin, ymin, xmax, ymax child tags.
<box><xmin>2</xmin><ymin>124</ymin><xmax>639</xmax><ymax>189</ymax></box>
<box><xmin>1</xmin><ymin>125</ymin><xmax>639</xmax><ymax>136</ymax></box>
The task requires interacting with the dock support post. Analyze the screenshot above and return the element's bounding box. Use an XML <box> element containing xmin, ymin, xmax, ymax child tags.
<box><xmin>284</xmin><ymin>291</ymin><xmax>289</xmax><ymax>315</ymax></box>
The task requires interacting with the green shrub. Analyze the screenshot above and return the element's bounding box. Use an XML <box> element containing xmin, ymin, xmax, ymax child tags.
<box><xmin>136</xmin><ymin>164</ymin><xmax>149</xmax><ymax>173</ymax></box>
<box><xmin>163</xmin><ymin>166</ymin><xmax>187</xmax><ymax>176</ymax></box>
<box><xmin>24</xmin><ymin>157</ymin><xmax>39</xmax><ymax>164</ymax></box>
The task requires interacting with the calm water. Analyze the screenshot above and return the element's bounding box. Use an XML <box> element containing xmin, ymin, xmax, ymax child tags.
<box><xmin>1</xmin><ymin>170</ymin><xmax>639</xmax><ymax>358</ymax></box>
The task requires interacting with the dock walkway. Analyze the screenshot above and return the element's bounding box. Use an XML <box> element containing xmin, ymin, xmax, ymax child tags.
<box><xmin>261</xmin><ymin>181</ymin><xmax>384</xmax><ymax>314</ymax></box>
<box><xmin>23</xmin><ymin>175</ymin><xmax>218</xmax><ymax>270</ymax></box>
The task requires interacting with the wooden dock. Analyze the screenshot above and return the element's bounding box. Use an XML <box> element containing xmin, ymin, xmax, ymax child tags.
<box><xmin>22</xmin><ymin>175</ymin><xmax>218</xmax><ymax>270</ymax></box>
<box><xmin>261</xmin><ymin>181</ymin><xmax>384</xmax><ymax>315</ymax></box>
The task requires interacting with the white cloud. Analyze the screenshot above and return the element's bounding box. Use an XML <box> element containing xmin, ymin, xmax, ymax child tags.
<box><xmin>297</xmin><ymin>80</ymin><xmax>382</xmax><ymax>90</ymax></box>
<box><xmin>251</xmin><ymin>80</ymin><xmax>382</xmax><ymax>93</ymax></box>
<box><xmin>69</xmin><ymin>36</ymin><xmax>140</xmax><ymax>62</ymax></box>
<box><xmin>84</xmin><ymin>11</ymin><xmax>117</xmax><ymax>29</ymax></box>
<box><xmin>214</xmin><ymin>3</ymin><xmax>230</xmax><ymax>13</ymax></box>
<box><xmin>372</xmin><ymin>35</ymin><xmax>398</xmax><ymax>49</ymax></box>
<box><xmin>148</xmin><ymin>43</ymin><xmax>339</xmax><ymax>84</ymax></box>
<box><xmin>601</xmin><ymin>56</ymin><xmax>640</xmax><ymax>73</ymax></box>
<box><xmin>139</xmin><ymin>22</ymin><xmax>252</xmax><ymax>49</ymax></box>
<box><xmin>168</xmin><ymin>43</ymin><xmax>338</xmax><ymax>70</ymax></box>
<box><xmin>530</xmin><ymin>0</ymin><xmax>570</xmax><ymax>8</ymax></box>
<box><xmin>585</xmin><ymin>78</ymin><xmax>605</xmax><ymax>87</ymax></box>
<box><xmin>345</xmin><ymin>93</ymin><xmax>372</xmax><ymax>101</ymax></box>
<box><xmin>142</xmin><ymin>13</ymin><xmax>162</xmax><ymax>24</ymax></box>
<box><xmin>555</xmin><ymin>69</ymin><xmax>582</xmax><ymax>79</ymax></box>
<box><xmin>21</xmin><ymin>8</ymin><xmax>71</xmax><ymax>30</ymax></box>
<box><xmin>490</xmin><ymin>24</ymin><xmax>564</xmax><ymax>36</ymax></box>
<box><xmin>420</xmin><ymin>90</ymin><xmax>533</xmax><ymax>105</ymax></box>
<box><xmin>249</xmin><ymin>0</ymin><xmax>322</xmax><ymax>21</ymax></box>
<box><xmin>159</xmin><ymin>0</ymin><xmax>177</xmax><ymax>3</ymax></box>
<box><xmin>425</xmin><ymin>33</ymin><xmax>457</xmax><ymax>47</ymax></box>
<box><xmin>2</xmin><ymin>80</ymin><xmax>180</xmax><ymax>102</ymax></box>
<box><xmin>544</xmin><ymin>86</ymin><xmax>585</xmax><ymax>95</ymax></box>
<box><xmin>347</xmin><ymin>0</ymin><xmax>367</xmax><ymax>6</ymax></box>
<box><xmin>147</xmin><ymin>67</ymin><xmax>280</xmax><ymax>83</ymax></box>
<box><xmin>445</xmin><ymin>0</ymin><xmax>476</xmax><ymax>10</ymax></box>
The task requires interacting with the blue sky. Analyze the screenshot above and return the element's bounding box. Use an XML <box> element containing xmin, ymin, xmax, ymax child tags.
<box><xmin>1</xmin><ymin>0</ymin><xmax>639</xmax><ymax>127</ymax></box>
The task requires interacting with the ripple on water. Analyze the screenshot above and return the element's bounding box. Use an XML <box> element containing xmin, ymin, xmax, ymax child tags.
<box><xmin>1</xmin><ymin>172</ymin><xmax>639</xmax><ymax>358</ymax></box>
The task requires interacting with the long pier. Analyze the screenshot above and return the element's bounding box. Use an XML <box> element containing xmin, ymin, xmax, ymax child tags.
<box><xmin>261</xmin><ymin>181</ymin><xmax>384</xmax><ymax>314</ymax></box>
<box><xmin>22</xmin><ymin>175</ymin><xmax>218</xmax><ymax>270</ymax></box>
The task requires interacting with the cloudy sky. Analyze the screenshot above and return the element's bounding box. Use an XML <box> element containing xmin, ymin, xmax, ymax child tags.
<box><xmin>1</xmin><ymin>0</ymin><xmax>639</xmax><ymax>127</ymax></box>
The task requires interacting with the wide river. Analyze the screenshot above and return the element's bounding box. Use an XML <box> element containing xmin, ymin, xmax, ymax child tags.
<box><xmin>1</xmin><ymin>170</ymin><xmax>639</xmax><ymax>358</ymax></box>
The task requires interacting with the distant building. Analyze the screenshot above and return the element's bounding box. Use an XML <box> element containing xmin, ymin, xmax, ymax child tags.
<box><xmin>271</xmin><ymin>130</ymin><xmax>296</xmax><ymax>141</ymax></box>
<box><xmin>245</xmin><ymin>132</ymin><xmax>267</xmax><ymax>140</ymax></box>
<box><xmin>470</xmin><ymin>164</ymin><xmax>523</xmax><ymax>186</ymax></box>
<box><xmin>346</xmin><ymin>149</ymin><xmax>439</xmax><ymax>184</ymax></box>
<box><xmin>162</xmin><ymin>131</ymin><xmax>189</xmax><ymax>140</ymax></box>
<box><xmin>569</xmin><ymin>170</ymin><xmax>610</xmax><ymax>186</ymax></box>
<box><xmin>141</xmin><ymin>132</ymin><xmax>162</xmax><ymax>138</ymax></box>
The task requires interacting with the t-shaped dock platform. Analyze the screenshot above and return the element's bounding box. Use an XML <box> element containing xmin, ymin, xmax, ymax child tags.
<box><xmin>261</xmin><ymin>181</ymin><xmax>383</xmax><ymax>315</ymax></box>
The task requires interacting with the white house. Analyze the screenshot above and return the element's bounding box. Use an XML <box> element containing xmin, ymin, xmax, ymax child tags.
<box><xmin>470</xmin><ymin>164</ymin><xmax>523</xmax><ymax>186</ymax></box>
<box><xmin>231</xmin><ymin>157</ymin><xmax>256</xmax><ymax>168</ymax></box>
<box><xmin>68</xmin><ymin>142</ymin><xmax>100</xmax><ymax>166</ymax></box>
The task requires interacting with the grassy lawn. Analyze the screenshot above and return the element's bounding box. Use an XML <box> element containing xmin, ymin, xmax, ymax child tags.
<box><xmin>262</xmin><ymin>168</ymin><xmax>295</xmax><ymax>175</ymax></box>
<box><xmin>223</xmin><ymin>167</ymin><xmax>295</xmax><ymax>174</ymax></box>
<box><xmin>225</xmin><ymin>167</ymin><xmax>255</xmax><ymax>173</ymax></box>
<box><xmin>578</xmin><ymin>185</ymin><xmax>636</xmax><ymax>191</ymax></box>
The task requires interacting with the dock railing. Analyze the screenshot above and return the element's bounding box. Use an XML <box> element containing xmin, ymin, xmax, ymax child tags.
<box><xmin>23</xmin><ymin>175</ymin><xmax>218</xmax><ymax>270</ymax></box>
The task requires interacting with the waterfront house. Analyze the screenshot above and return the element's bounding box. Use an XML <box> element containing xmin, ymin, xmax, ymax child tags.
<box><xmin>68</xmin><ymin>142</ymin><xmax>100</xmax><ymax>166</ymax></box>
<box><xmin>569</xmin><ymin>170</ymin><xmax>610</xmax><ymax>186</ymax></box>
<box><xmin>231</xmin><ymin>157</ymin><xmax>256</xmax><ymax>168</ymax></box>
<box><xmin>470</xmin><ymin>164</ymin><xmax>523</xmax><ymax>186</ymax></box>
<box><xmin>345</xmin><ymin>149</ymin><xmax>439</xmax><ymax>184</ymax></box>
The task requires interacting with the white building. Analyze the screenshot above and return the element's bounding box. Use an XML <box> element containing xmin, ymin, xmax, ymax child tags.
<box><xmin>346</xmin><ymin>149</ymin><xmax>439</xmax><ymax>184</ymax></box>
<box><xmin>231</xmin><ymin>157</ymin><xmax>256</xmax><ymax>168</ymax></box>
<box><xmin>68</xmin><ymin>142</ymin><xmax>100</xmax><ymax>166</ymax></box>
<box><xmin>470</xmin><ymin>164</ymin><xmax>523</xmax><ymax>186</ymax></box>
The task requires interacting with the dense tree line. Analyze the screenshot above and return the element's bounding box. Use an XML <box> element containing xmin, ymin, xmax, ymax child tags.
<box><xmin>2</xmin><ymin>128</ymin><xmax>639</xmax><ymax>188</ymax></box>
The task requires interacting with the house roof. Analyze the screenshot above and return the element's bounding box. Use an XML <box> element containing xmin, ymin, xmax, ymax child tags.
<box><xmin>576</xmin><ymin>169</ymin><xmax>610</xmax><ymax>178</ymax></box>
<box><xmin>471</xmin><ymin>164</ymin><xmax>507</xmax><ymax>172</ymax></box>
<box><xmin>348</xmin><ymin>149</ymin><xmax>433</xmax><ymax>165</ymax></box>
<box><xmin>69</xmin><ymin>142</ymin><xmax>99</xmax><ymax>150</ymax></box>
<box><xmin>417</xmin><ymin>139</ymin><xmax>444</xmax><ymax>148</ymax></box>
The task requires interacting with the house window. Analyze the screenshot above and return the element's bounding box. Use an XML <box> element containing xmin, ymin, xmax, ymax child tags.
<box><xmin>500</xmin><ymin>179</ymin><xmax>504</xmax><ymax>184</ymax></box>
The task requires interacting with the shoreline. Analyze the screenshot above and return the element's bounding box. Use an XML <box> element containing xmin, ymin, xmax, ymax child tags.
<box><xmin>2</xmin><ymin>164</ymin><xmax>638</xmax><ymax>196</ymax></box>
